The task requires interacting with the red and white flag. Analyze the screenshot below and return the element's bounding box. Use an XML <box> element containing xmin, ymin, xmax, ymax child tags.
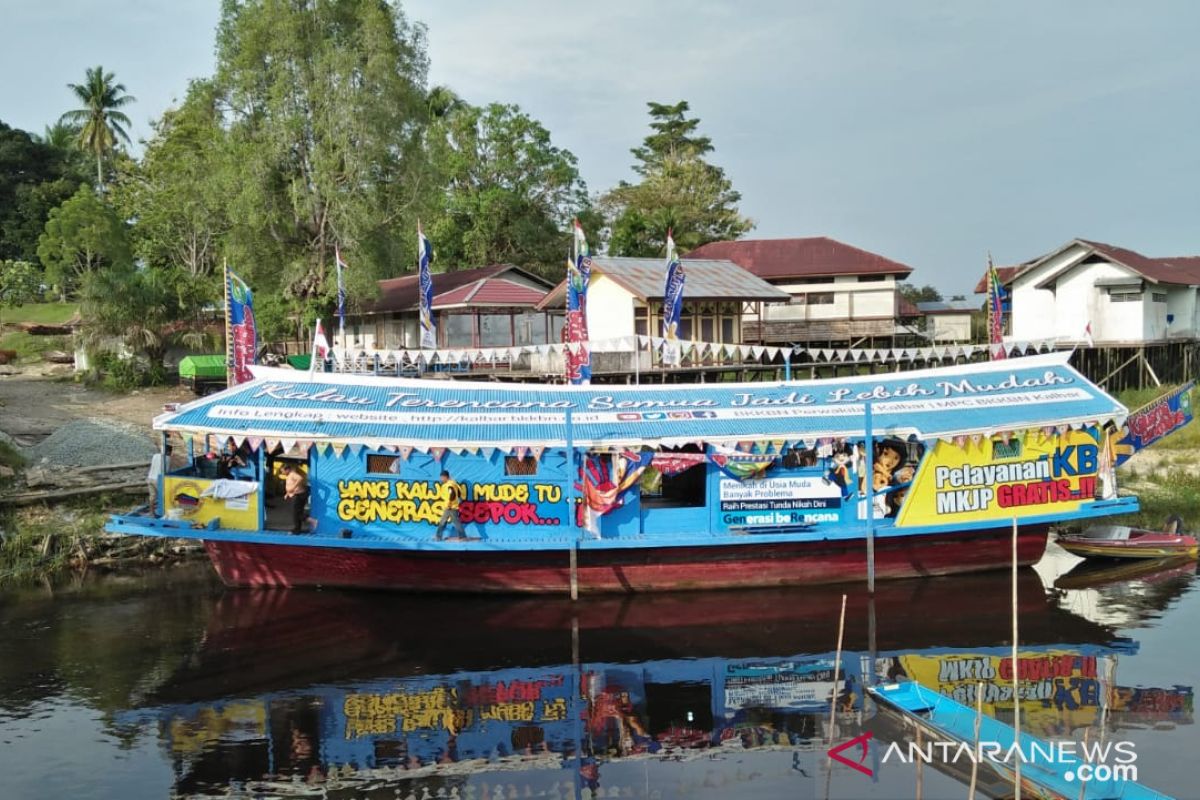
<box><xmin>1083</xmin><ymin>321</ymin><xmax>1094</xmax><ymax>347</ymax></box>
<box><xmin>312</xmin><ymin>318</ymin><xmax>330</xmax><ymax>361</ymax></box>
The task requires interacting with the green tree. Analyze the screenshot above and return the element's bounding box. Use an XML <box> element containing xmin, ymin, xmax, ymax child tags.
<box><xmin>898</xmin><ymin>283</ymin><xmax>943</xmax><ymax>303</ymax></box>
<box><xmin>113</xmin><ymin>80</ymin><xmax>229</xmax><ymax>288</ymax></box>
<box><xmin>37</xmin><ymin>185</ymin><xmax>131</xmax><ymax>297</ymax></box>
<box><xmin>603</xmin><ymin>101</ymin><xmax>752</xmax><ymax>257</ymax></box>
<box><xmin>59</xmin><ymin>66</ymin><xmax>136</xmax><ymax>187</ymax></box>
<box><xmin>0</xmin><ymin>120</ymin><xmax>89</xmax><ymax>262</ymax></box>
<box><xmin>0</xmin><ymin>260</ymin><xmax>43</xmax><ymax>323</ymax></box>
<box><xmin>211</xmin><ymin>0</ymin><xmax>436</xmax><ymax>336</ymax></box>
<box><xmin>427</xmin><ymin>102</ymin><xmax>590</xmax><ymax>277</ymax></box>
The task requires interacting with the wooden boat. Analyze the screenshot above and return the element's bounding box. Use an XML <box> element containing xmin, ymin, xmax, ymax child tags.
<box><xmin>869</xmin><ymin>680</ymin><xmax>1171</xmax><ymax>799</ymax></box>
<box><xmin>1057</xmin><ymin>524</ymin><xmax>1199</xmax><ymax>560</ymax></box>
<box><xmin>1054</xmin><ymin>555</ymin><xmax>1197</xmax><ymax>590</ymax></box>
<box><xmin>106</xmin><ymin>352</ymin><xmax>1139</xmax><ymax>592</ymax></box>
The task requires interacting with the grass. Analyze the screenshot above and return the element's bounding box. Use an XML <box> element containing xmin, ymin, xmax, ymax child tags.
<box><xmin>0</xmin><ymin>440</ymin><xmax>24</xmax><ymax>472</ymax></box>
<box><xmin>0</xmin><ymin>331</ymin><xmax>69</xmax><ymax>363</ymax></box>
<box><xmin>0</xmin><ymin>301</ymin><xmax>77</xmax><ymax>326</ymax></box>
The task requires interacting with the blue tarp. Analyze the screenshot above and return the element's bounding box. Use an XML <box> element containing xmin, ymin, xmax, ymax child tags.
<box><xmin>155</xmin><ymin>352</ymin><xmax>1126</xmax><ymax>449</ymax></box>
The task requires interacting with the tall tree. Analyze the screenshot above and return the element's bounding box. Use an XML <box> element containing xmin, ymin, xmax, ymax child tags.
<box><xmin>427</xmin><ymin>102</ymin><xmax>590</xmax><ymax>277</ymax></box>
<box><xmin>59</xmin><ymin>66</ymin><xmax>136</xmax><ymax>187</ymax></box>
<box><xmin>0</xmin><ymin>120</ymin><xmax>89</xmax><ymax>261</ymax></box>
<box><xmin>603</xmin><ymin>101</ymin><xmax>752</xmax><ymax>257</ymax></box>
<box><xmin>211</xmin><ymin>0</ymin><xmax>436</xmax><ymax>333</ymax></box>
<box><xmin>113</xmin><ymin>80</ymin><xmax>229</xmax><ymax>286</ymax></box>
<box><xmin>37</xmin><ymin>185</ymin><xmax>131</xmax><ymax>296</ymax></box>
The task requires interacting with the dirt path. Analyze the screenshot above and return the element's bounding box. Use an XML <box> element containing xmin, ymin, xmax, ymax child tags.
<box><xmin>0</xmin><ymin>375</ymin><xmax>192</xmax><ymax>447</ymax></box>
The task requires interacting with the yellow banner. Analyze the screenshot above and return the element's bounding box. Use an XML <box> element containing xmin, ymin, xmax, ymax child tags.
<box><xmin>164</xmin><ymin>476</ymin><xmax>260</xmax><ymax>530</ymax></box>
<box><xmin>896</xmin><ymin>428</ymin><xmax>1104</xmax><ymax>527</ymax></box>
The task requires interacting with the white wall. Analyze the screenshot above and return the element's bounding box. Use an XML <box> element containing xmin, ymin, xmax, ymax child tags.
<box><xmin>586</xmin><ymin>274</ymin><xmax>636</xmax><ymax>340</ymax></box>
<box><xmin>763</xmin><ymin>275</ymin><xmax>897</xmax><ymax>322</ymax></box>
<box><xmin>1164</xmin><ymin>286</ymin><xmax>1195</xmax><ymax>339</ymax></box>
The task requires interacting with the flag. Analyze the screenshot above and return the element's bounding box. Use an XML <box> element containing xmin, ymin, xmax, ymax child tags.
<box><xmin>661</xmin><ymin>229</ymin><xmax>685</xmax><ymax>366</ymax></box>
<box><xmin>335</xmin><ymin>246</ymin><xmax>347</xmax><ymax>340</ymax></box>
<box><xmin>1083</xmin><ymin>321</ymin><xmax>1094</xmax><ymax>347</ymax></box>
<box><xmin>311</xmin><ymin>318</ymin><xmax>330</xmax><ymax>373</ymax></box>
<box><xmin>986</xmin><ymin>253</ymin><xmax>1006</xmax><ymax>361</ymax></box>
<box><xmin>418</xmin><ymin>223</ymin><xmax>436</xmax><ymax>349</ymax></box>
<box><xmin>224</xmin><ymin>266</ymin><xmax>257</xmax><ymax>386</ymax></box>
<box><xmin>565</xmin><ymin>219</ymin><xmax>592</xmax><ymax>384</ymax></box>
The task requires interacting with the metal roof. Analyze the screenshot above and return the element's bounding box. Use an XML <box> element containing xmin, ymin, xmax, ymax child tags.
<box><xmin>156</xmin><ymin>352</ymin><xmax>1125</xmax><ymax>449</ymax></box>
<box><xmin>539</xmin><ymin>257</ymin><xmax>790</xmax><ymax>308</ymax></box>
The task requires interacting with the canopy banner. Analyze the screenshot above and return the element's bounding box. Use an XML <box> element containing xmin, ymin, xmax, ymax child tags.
<box><xmin>1114</xmin><ymin>381</ymin><xmax>1194</xmax><ymax>467</ymax></box>
<box><xmin>156</xmin><ymin>353</ymin><xmax>1125</xmax><ymax>449</ymax></box>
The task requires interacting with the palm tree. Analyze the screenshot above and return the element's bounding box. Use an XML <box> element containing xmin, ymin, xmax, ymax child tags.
<box><xmin>39</xmin><ymin>120</ymin><xmax>81</xmax><ymax>150</ymax></box>
<box><xmin>59</xmin><ymin>66</ymin><xmax>136</xmax><ymax>187</ymax></box>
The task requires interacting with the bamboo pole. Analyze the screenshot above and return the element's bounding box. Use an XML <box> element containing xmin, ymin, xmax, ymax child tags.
<box><xmin>968</xmin><ymin>680</ymin><xmax>983</xmax><ymax>800</ymax></box>
<box><xmin>1012</xmin><ymin>517</ymin><xmax>1021</xmax><ymax>800</ymax></box>
<box><xmin>828</xmin><ymin>593</ymin><xmax>848</xmax><ymax>744</ymax></box>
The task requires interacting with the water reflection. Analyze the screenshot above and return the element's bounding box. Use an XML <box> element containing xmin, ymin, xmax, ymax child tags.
<box><xmin>103</xmin><ymin>569</ymin><xmax>1187</xmax><ymax>799</ymax></box>
<box><xmin>1</xmin><ymin>562</ymin><xmax>1195</xmax><ymax>798</ymax></box>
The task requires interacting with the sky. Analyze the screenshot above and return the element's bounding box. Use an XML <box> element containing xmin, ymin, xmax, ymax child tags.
<box><xmin>2</xmin><ymin>0</ymin><xmax>1198</xmax><ymax>296</ymax></box>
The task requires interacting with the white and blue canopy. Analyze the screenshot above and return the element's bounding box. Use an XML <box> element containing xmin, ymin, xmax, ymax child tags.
<box><xmin>156</xmin><ymin>352</ymin><xmax>1126</xmax><ymax>450</ymax></box>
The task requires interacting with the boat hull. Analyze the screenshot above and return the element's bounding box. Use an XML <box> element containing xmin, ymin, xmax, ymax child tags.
<box><xmin>1057</xmin><ymin>529</ymin><xmax>1199</xmax><ymax>560</ymax></box>
<box><xmin>203</xmin><ymin>524</ymin><xmax>1050</xmax><ymax>593</ymax></box>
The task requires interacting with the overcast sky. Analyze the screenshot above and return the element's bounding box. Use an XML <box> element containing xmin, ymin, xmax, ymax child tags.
<box><xmin>3</xmin><ymin>1</ymin><xmax>1197</xmax><ymax>295</ymax></box>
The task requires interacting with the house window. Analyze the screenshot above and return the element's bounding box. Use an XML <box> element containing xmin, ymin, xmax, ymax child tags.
<box><xmin>514</xmin><ymin>311</ymin><xmax>548</xmax><ymax>346</ymax></box>
<box><xmin>367</xmin><ymin>454</ymin><xmax>400</xmax><ymax>475</ymax></box>
<box><xmin>721</xmin><ymin>316</ymin><xmax>736</xmax><ymax>343</ymax></box>
<box><xmin>858</xmin><ymin>274</ymin><xmax>886</xmax><ymax>282</ymax></box>
<box><xmin>634</xmin><ymin>307</ymin><xmax>649</xmax><ymax>337</ymax></box>
<box><xmin>1109</xmin><ymin>291</ymin><xmax>1142</xmax><ymax>303</ymax></box>
<box><xmin>807</xmin><ymin>292</ymin><xmax>836</xmax><ymax>305</ymax></box>
<box><xmin>505</xmin><ymin>456</ymin><xmax>538</xmax><ymax>476</ymax></box>
<box><xmin>1152</xmin><ymin>292</ymin><xmax>1168</xmax><ymax>303</ymax></box>
<box><xmin>479</xmin><ymin>313</ymin><xmax>512</xmax><ymax>346</ymax></box>
<box><xmin>444</xmin><ymin>314</ymin><xmax>473</xmax><ymax>346</ymax></box>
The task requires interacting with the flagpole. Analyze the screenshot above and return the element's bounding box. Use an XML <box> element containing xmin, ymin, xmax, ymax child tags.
<box><xmin>223</xmin><ymin>259</ymin><xmax>231</xmax><ymax>388</ymax></box>
<box><xmin>309</xmin><ymin>318</ymin><xmax>321</xmax><ymax>378</ymax></box>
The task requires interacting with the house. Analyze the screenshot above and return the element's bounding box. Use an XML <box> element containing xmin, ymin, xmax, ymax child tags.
<box><xmin>917</xmin><ymin>300</ymin><xmax>978</xmax><ymax>343</ymax></box>
<box><xmin>537</xmin><ymin>256</ymin><xmax>790</xmax><ymax>345</ymax></box>
<box><xmin>350</xmin><ymin>264</ymin><xmax>559</xmax><ymax>350</ymax></box>
<box><xmin>684</xmin><ymin>237</ymin><xmax>917</xmax><ymax>345</ymax></box>
<box><xmin>977</xmin><ymin>240</ymin><xmax>1200</xmax><ymax>345</ymax></box>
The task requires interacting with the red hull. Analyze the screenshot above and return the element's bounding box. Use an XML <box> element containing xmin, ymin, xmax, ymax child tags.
<box><xmin>205</xmin><ymin>526</ymin><xmax>1049</xmax><ymax>593</ymax></box>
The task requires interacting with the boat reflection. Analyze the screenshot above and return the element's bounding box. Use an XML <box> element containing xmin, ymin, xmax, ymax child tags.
<box><xmin>130</xmin><ymin>570</ymin><xmax>1192</xmax><ymax>798</ymax></box>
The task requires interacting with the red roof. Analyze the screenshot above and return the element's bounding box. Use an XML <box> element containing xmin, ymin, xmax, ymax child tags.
<box><xmin>367</xmin><ymin>264</ymin><xmax>552</xmax><ymax>313</ymax></box>
<box><xmin>972</xmin><ymin>265</ymin><xmax>1022</xmax><ymax>294</ymax></box>
<box><xmin>1079</xmin><ymin>240</ymin><xmax>1200</xmax><ymax>285</ymax></box>
<box><xmin>684</xmin><ymin>237</ymin><xmax>913</xmax><ymax>280</ymax></box>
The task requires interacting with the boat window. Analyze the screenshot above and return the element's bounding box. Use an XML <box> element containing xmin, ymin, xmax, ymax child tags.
<box><xmin>504</xmin><ymin>456</ymin><xmax>538</xmax><ymax>476</ymax></box>
<box><xmin>366</xmin><ymin>454</ymin><xmax>401</xmax><ymax>475</ymax></box>
<box><xmin>641</xmin><ymin>447</ymin><xmax>707</xmax><ymax>509</ymax></box>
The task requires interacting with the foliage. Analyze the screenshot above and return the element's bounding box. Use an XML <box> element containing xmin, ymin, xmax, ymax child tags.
<box><xmin>898</xmin><ymin>282</ymin><xmax>943</xmax><ymax>303</ymax></box>
<box><xmin>210</xmin><ymin>0</ymin><xmax>437</xmax><ymax>323</ymax></box>
<box><xmin>0</xmin><ymin>260</ymin><xmax>43</xmax><ymax>312</ymax></box>
<box><xmin>0</xmin><ymin>301</ymin><xmax>76</xmax><ymax>325</ymax></box>
<box><xmin>112</xmin><ymin>80</ymin><xmax>228</xmax><ymax>300</ymax></box>
<box><xmin>603</xmin><ymin>101</ymin><xmax>753</xmax><ymax>257</ymax></box>
<box><xmin>79</xmin><ymin>264</ymin><xmax>207</xmax><ymax>376</ymax></box>
<box><xmin>0</xmin><ymin>120</ymin><xmax>89</xmax><ymax>262</ymax></box>
<box><xmin>426</xmin><ymin>102</ymin><xmax>590</xmax><ymax>277</ymax></box>
<box><xmin>37</xmin><ymin>185</ymin><xmax>132</xmax><ymax>296</ymax></box>
<box><xmin>59</xmin><ymin>65</ymin><xmax>135</xmax><ymax>186</ymax></box>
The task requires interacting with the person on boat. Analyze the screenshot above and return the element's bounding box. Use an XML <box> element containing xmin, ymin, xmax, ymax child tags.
<box><xmin>435</xmin><ymin>470</ymin><xmax>466</xmax><ymax>540</ymax></box>
<box><xmin>146</xmin><ymin>444</ymin><xmax>170</xmax><ymax>517</ymax></box>
<box><xmin>281</xmin><ymin>463</ymin><xmax>310</xmax><ymax>534</ymax></box>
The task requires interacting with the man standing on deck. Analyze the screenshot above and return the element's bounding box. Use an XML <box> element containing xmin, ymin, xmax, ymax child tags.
<box><xmin>281</xmin><ymin>463</ymin><xmax>310</xmax><ymax>534</ymax></box>
<box><xmin>146</xmin><ymin>445</ymin><xmax>169</xmax><ymax>517</ymax></box>
<box><xmin>435</xmin><ymin>470</ymin><xmax>466</xmax><ymax>540</ymax></box>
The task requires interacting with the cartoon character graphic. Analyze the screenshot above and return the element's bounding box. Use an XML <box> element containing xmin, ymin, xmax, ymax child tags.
<box><xmin>826</xmin><ymin>446</ymin><xmax>853</xmax><ymax>497</ymax></box>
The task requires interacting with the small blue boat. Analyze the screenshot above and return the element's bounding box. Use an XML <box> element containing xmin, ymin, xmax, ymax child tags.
<box><xmin>868</xmin><ymin>680</ymin><xmax>1171</xmax><ymax>800</ymax></box>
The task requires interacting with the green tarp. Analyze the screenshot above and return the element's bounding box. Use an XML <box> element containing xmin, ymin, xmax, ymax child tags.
<box><xmin>178</xmin><ymin>355</ymin><xmax>227</xmax><ymax>380</ymax></box>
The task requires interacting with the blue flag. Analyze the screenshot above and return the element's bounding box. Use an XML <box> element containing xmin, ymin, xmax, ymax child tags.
<box><xmin>662</xmin><ymin>230</ymin><xmax>685</xmax><ymax>365</ymax></box>
<box><xmin>224</xmin><ymin>267</ymin><xmax>257</xmax><ymax>386</ymax></box>
<box><xmin>418</xmin><ymin>225</ymin><xmax>435</xmax><ymax>349</ymax></box>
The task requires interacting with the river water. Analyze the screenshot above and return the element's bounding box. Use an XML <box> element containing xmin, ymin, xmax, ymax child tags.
<box><xmin>1</xmin><ymin>545</ymin><xmax>1197</xmax><ymax>800</ymax></box>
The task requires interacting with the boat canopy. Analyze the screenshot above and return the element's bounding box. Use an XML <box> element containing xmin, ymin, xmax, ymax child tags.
<box><xmin>154</xmin><ymin>352</ymin><xmax>1127</xmax><ymax>450</ymax></box>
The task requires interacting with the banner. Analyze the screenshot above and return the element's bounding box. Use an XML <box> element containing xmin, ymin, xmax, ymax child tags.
<box><xmin>335</xmin><ymin>247</ymin><xmax>347</xmax><ymax>340</ymax></box>
<box><xmin>661</xmin><ymin>231</ymin><xmax>685</xmax><ymax>366</ymax></box>
<box><xmin>896</xmin><ymin>428</ymin><xmax>1103</xmax><ymax>527</ymax></box>
<box><xmin>418</xmin><ymin>224</ymin><xmax>436</xmax><ymax>349</ymax></box>
<box><xmin>986</xmin><ymin>255</ymin><xmax>1007</xmax><ymax>361</ymax></box>
<box><xmin>224</xmin><ymin>267</ymin><xmax>256</xmax><ymax>386</ymax></box>
<box><xmin>1115</xmin><ymin>382</ymin><xmax>1194</xmax><ymax>466</ymax></box>
<box><xmin>565</xmin><ymin>220</ymin><xmax>592</xmax><ymax>384</ymax></box>
<box><xmin>718</xmin><ymin>476</ymin><xmax>841</xmax><ymax>527</ymax></box>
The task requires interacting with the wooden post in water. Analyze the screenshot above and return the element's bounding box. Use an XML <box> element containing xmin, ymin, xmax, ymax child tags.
<box><xmin>968</xmin><ymin>680</ymin><xmax>983</xmax><ymax>800</ymax></box>
<box><xmin>1012</xmin><ymin>516</ymin><xmax>1021</xmax><ymax>800</ymax></box>
<box><xmin>828</xmin><ymin>593</ymin><xmax>848</xmax><ymax>744</ymax></box>
<box><xmin>565</xmin><ymin>405</ymin><xmax>579</xmax><ymax>601</ymax></box>
<box><xmin>865</xmin><ymin>401</ymin><xmax>876</xmax><ymax>594</ymax></box>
